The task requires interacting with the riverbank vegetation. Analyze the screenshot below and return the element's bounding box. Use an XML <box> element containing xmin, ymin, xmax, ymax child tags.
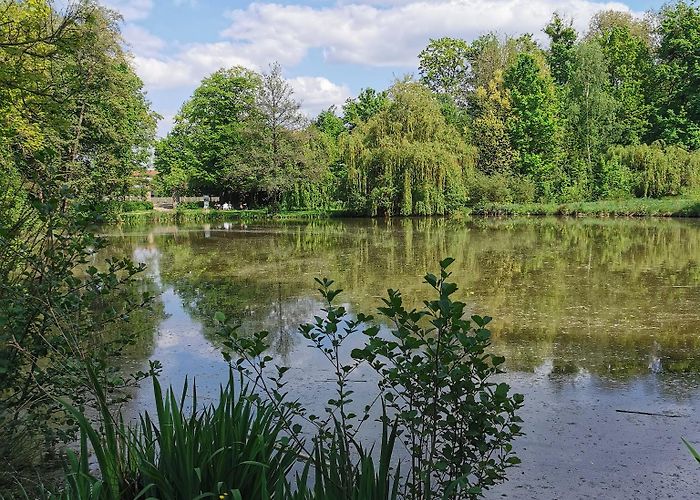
<box><xmin>472</xmin><ymin>197</ymin><xmax>700</xmax><ymax>217</ymax></box>
<box><xmin>2</xmin><ymin>0</ymin><xmax>699</xmax><ymax>496</ymax></box>
<box><xmin>0</xmin><ymin>1</ymin><xmax>523</xmax><ymax>497</ymax></box>
<box><xmin>33</xmin><ymin>261</ymin><xmax>522</xmax><ymax>499</ymax></box>
<box><xmin>152</xmin><ymin>2</ymin><xmax>700</xmax><ymax>216</ymax></box>
<box><xmin>114</xmin><ymin>207</ymin><xmax>346</xmax><ymax>225</ymax></box>
<box><xmin>1</xmin><ymin>0</ymin><xmax>159</xmax><ymax>487</ymax></box>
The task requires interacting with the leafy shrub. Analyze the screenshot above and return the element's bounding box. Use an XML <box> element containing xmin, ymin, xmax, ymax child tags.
<box><xmin>558</xmin><ymin>159</ymin><xmax>593</xmax><ymax>203</ymax></box>
<box><xmin>594</xmin><ymin>157</ymin><xmax>633</xmax><ymax>200</ymax></box>
<box><xmin>0</xmin><ymin>195</ymin><xmax>154</xmax><ymax>484</ymax></box>
<box><xmin>508</xmin><ymin>175</ymin><xmax>537</xmax><ymax>203</ymax></box>
<box><xmin>523</xmin><ymin>154</ymin><xmax>562</xmax><ymax>202</ymax></box>
<box><xmin>351</xmin><ymin>258</ymin><xmax>524</xmax><ymax>496</ymax></box>
<box><xmin>220</xmin><ymin>258</ymin><xmax>524</xmax><ymax>498</ymax></box>
<box><xmin>468</xmin><ymin>172</ymin><xmax>513</xmax><ymax>204</ymax></box>
<box><xmin>468</xmin><ymin>172</ymin><xmax>535</xmax><ymax>205</ymax></box>
<box><xmin>119</xmin><ymin>200</ymin><xmax>154</xmax><ymax>212</ymax></box>
<box><xmin>91</xmin><ymin>200</ymin><xmax>154</xmax><ymax>222</ymax></box>
<box><xmin>606</xmin><ymin>143</ymin><xmax>700</xmax><ymax>198</ymax></box>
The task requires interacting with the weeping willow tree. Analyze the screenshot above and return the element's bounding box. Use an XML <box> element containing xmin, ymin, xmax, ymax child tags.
<box><xmin>342</xmin><ymin>81</ymin><xmax>476</xmax><ymax>216</ymax></box>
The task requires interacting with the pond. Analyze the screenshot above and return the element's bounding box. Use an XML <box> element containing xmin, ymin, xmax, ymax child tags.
<box><xmin>102</xmin><ymin>217</ymin><xmax>700</xmax><ymax>498</ymax></box>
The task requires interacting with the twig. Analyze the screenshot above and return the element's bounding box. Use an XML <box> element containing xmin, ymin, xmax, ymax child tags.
<box><xmin>616</xmin><ymin>409</ymin><xmax>684</xmax><ymax>418</ymax></box>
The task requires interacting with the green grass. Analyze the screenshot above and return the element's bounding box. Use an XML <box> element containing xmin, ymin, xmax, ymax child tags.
<box><xmin>471</xmin><ymin>197</ymin><xmax>700</xmax><ymax>217</ymax></box>
<box><xmin>113</xmin><ymin>208</ymin><xmax>351</xmax><ymax>225</ymax></box>
<box><xmin>115</xmin><ymin>198</ymin><xmax>700</xmax><ymax>224</ymax></box>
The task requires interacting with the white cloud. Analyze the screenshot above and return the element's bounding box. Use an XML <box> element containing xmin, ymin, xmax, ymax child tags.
<box><xmin>289</xmin><ymin>76</ymin><xmax>352</xmax><ymax>117</ymax></box>
<box><xmin>133</xmin><ymin>44</ymin><xmax>260</xmax><ymax>90</ymax></box>
<box><xmin>103</xmin><ymin>0</ymin><xmax>154</xmax><ymax>21</ymax></box>
<box><xmin>221</xmin><ymin>0</ymin><xmax>634</xmax><ymax>68</ymax></box>
<box><xmin>132</xmin><ymin>0</ymin><xmax>634</xmax><ymax>92</ymax></box>
<box><xmin>122</xmin><ymin>24</ymin><xmax>166</xmax><ymax>57</ymax></box>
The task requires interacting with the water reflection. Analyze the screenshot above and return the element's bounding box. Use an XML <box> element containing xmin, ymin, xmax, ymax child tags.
<box><xmin>102</xmin><ymin>218</ymin><xmax>700</xmax><ymax>497</ymax></box>
<box><xmin>104</xmin><ymin>217</ymin><xmax>700</xmax><ymax>383</ymax></box>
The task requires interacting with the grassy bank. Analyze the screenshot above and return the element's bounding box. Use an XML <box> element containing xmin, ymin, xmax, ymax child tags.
<box><xmin>115</xmin><ymin>208</ymin><xmax>347</xmax><ymax>225</ymax></box>
<box><xmin>471</xmin><ymin>197</ymin><xmax>700</xmax><ymax>217</ymax></box>
<box><xmin>115</xmin><ymin>198</ymin><xmax>700</xmax><ymax>225</ymax></box>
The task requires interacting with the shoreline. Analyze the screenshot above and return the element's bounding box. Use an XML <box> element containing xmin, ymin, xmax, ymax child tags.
<box><xmin>469</xmin><ymin>198</ymin><xmax>700</xmax><ymax>218</ymax></box>
<box><xmin>113</xmin><ymin>197</ymin><xmax>700</xmax><ymax>225</ymax></box>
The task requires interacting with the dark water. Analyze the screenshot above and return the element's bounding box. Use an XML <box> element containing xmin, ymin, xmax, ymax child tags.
<box><xmin>102</xmin><ymin>217</ymin><xmax>700</xmax><ymax>498</ymax></box>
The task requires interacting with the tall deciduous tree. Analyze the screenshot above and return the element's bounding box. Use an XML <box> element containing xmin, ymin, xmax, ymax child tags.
<box><xmin>315</xmin><ymin>106</ymin><xmax>346</xmax><ymax>139</ymax></box>
<box><xmin>565</xmin><ymin>42</ymin><xmax>618</xmax><ymax>166</ymax></box>
<box><xmin>155</xmin><ymin>67</ymin><xmax>259</xmax><ymax>197</ymax></box>
<box><xmin>653</xmin><ymin>1</ymin><xmax>700</xmax><ymax>149</ymax></box>
<box><xmin>470</xmin><ymin>33</ymin><xmax>539</xmax><ymax>91</ymax></box>
<box><xmin>472</xmin><ymin>71</ymin><xmax>518</xmax><ymax>175</ymax></box>
<box><xmin>504</xmin><ymin>52</ymin><xmax>560</xmax><ymax>199</ymax></box>
<box><xmin>418</xmin><ymin>37</ymin><xmax>472</xmax><ymax>106</ymax></box>
<box><xmin>587</xmin><ymin>10</ymin><xmax>653</xmax><ymax>145</ymax></box>
<box><xmin>257</xmin><ymin>63</ymin><xmax>305</xmax><ymax>170</ymax></box>
<box><xmin>1</xmin><ymin>0</ymin><xmax>157</xmax><ymax>205</ymax></box>
<box><xmin>342</xmin><ymin>87</ymin><xmax>388</xmax><ymax>129</ymax></box>
<box><xmin>544</xmin><ymin>13</ymin><xmax>578</xmax><ymax>86</ymax></box>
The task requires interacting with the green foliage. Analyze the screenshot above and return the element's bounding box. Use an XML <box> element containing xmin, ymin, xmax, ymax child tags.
<box><xmin>473</xmin><ymin>198</ymin><xmax>700</xmax><ymax>217</ymax></box>
<box><xmin>544</xmin><ymin>13</ymin><xmax>578</xmax><ymax>85</ymax></box>
<box><xmin>39</xmin><ymin>367</ymin><xmax>299</xmax><ymax>499</ymax></box>
<box><xmin>468</xmin><ymin>34</ymin><xmax>538</xmax><ymax>92</ymax></box>
<box><xmin>342</xmin><ymin>88</ymin><xmax>389</xmax><ymax>129</ymax></box>
<box><xmin>288</xmin><ymin>418</ymin><xmax>401</xmax><ymax>500</ymax></box>
<box><xmin>0</xmin><ymin>0</ymin><xmax>158</xmax><ymax>488</ymax></box>
<box><xmin>419</xmin><ymin>37</ymin><xmax>472</xmax><ymax>106</ymax></box>
<box><xmin>155</xmin><ymin>66</ymin><xmax>260</xmax><ymax>196</ymax></box>
<box><xmin>315</xmin><ymin>106</ymin><xmax>346</xmax><ymax>139</ymax></box>
<box><xmin>342</xmin><ymin>81</ymin><xmax>476</xmax><ymax>215</ymax></box>
<box><xmin>0</xmin><ymin>0</ymin><xmax>157</xmax><ymax>205</ymax></box>
<box><xmin>468</xmin><ymin>172</ymin><xmax>535</xmax><ymax>204</ymax></box>
<box><xmin>471</xmin><ymin>73</ymin><xmax>518</xmax><ymax>175</ymax></box>
<box><xmin>0</xmin><ymin>192</ymin><xmax>156</xmax><ymax>473</ymax></box>
<box><xmin>594</xmin><ymin>157</ymin><xmax>633</xmax><ymax>199</ymax></box>
<box><xmin>504</xmin><ymin>52</ymin><xmax>560</xmax><ymax>199</ymax></box>
<box><xmin>607</xmin><ymin>143</ymin><xmax>700</xmax><ymax>198</ymax></box>
<box><xmin>107</xmin><ymin>2</ymin><xmax>700</xmax><ymax>216</ymax></box>
<box><xmin>351</xmin><ymin>258</ymin><xmax>524</xmax><ymax>497</ymax></box>
<box><xmin>588</xmin><ymin>10</ymin><xmax>653</xmax><ymax>145</ymax></box>
<box><xmin>131</xmin><ymin>371</ymin><xmax>298</xmax><ymax>498</ymax></box>
<box><xmin>652</xmin><ymin>1</ymin><xmax>700</xmax><ymax>149</ymax></box>
<box><xmin>119</xmin><ymin>201</ymin><xmax>154</xmax><ymax>212</ymax></box>
<box><xmin>561</xmin><ymin>42</ymin><xmax>618</xmax><ymax>197</ymax></box>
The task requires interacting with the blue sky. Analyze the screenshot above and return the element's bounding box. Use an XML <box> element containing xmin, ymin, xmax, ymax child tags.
<box><xmin>102</xmin><ymin>0</ymin><xmax>666</xmax><ymax>135</ymax></box>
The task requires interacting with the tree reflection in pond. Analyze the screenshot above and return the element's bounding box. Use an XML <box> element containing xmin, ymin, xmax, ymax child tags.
<box><xmin>102</xmin><ymin>217</ymin><xmax>700</xmax><ymax>498</ymax></box>
<box><xmin>103</xmin><ymin>217</ymin><xmax>700</xmax><ymax>383</ymax></box>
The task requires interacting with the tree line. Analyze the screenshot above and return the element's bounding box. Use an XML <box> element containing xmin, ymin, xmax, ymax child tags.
<box><xmin>156</xmin><ymin>1</ymin><xmax>700</xmax><ymax>215</ymax></box>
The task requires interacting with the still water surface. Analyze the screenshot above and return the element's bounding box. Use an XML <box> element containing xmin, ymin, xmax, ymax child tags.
<box><xmin>103</xmin><ymin>217</ymin><xmax>700</xmax><ymax>499</ymax></box>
